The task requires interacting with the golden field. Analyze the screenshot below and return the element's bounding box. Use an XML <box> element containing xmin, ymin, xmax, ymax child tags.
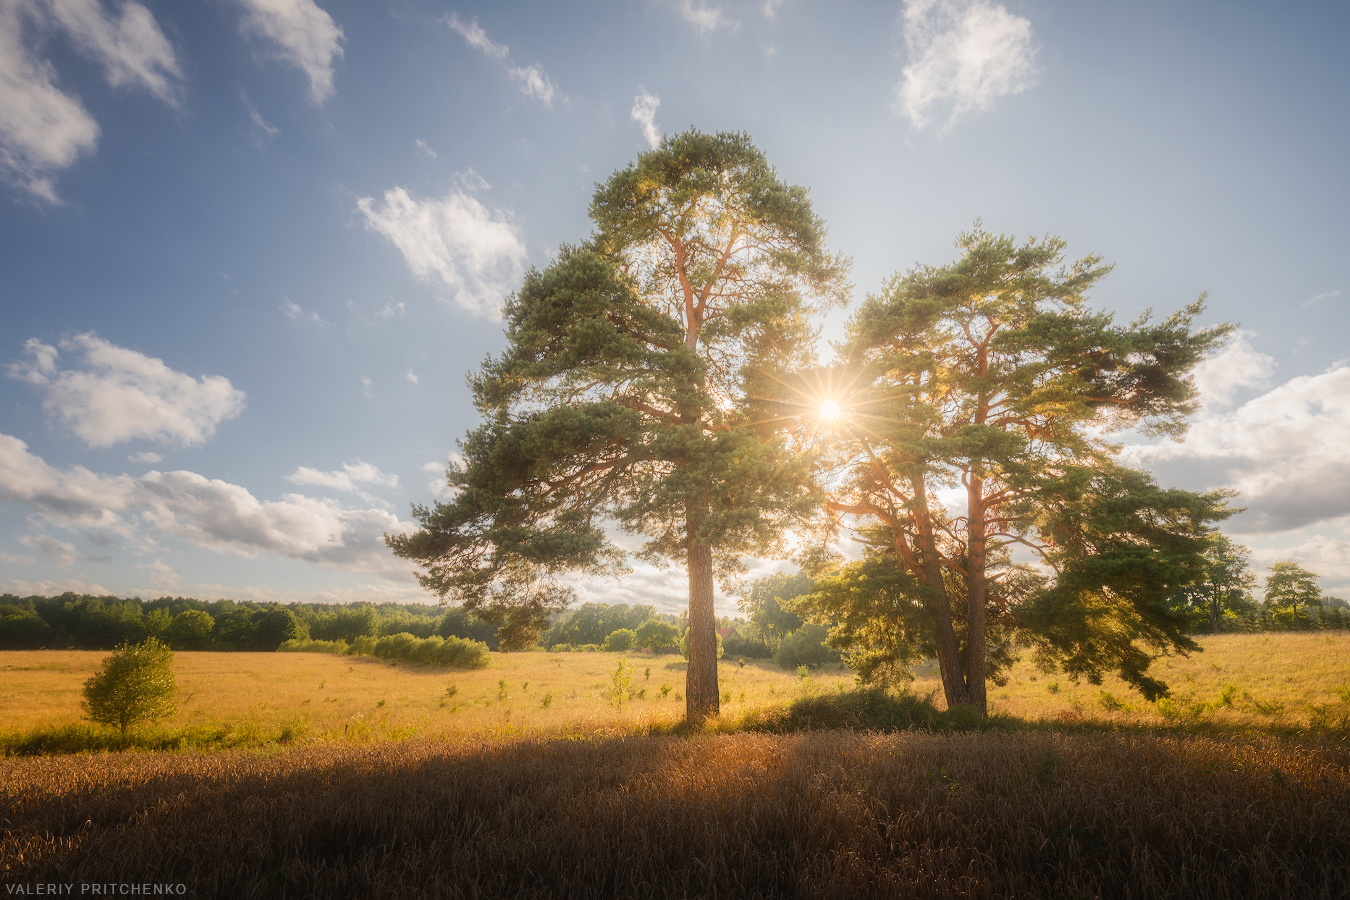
<box><xmin>2</xmin><ymin>632</ymin><xmax>1348</xmax><ymax>746</ymax></box>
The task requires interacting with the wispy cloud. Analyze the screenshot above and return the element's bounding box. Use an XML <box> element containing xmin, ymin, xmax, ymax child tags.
<box><xmin>895</xmin><ymin>0</ymin><xmax>1038</xmax><ymax>131</ymax></box>
<box><xmin>0</xmin><ymin>0</ymin><xmax>181</xmax><ymax>201</ymax></box>
<box><xmin>405</xmin><ymin>370</ymin><xmax>419</xmax><ymax>385</ymax></box>
<box><xmin>1303</xmin><ymin>289</ymin><xmax>1342</xmax><ymax>308</ymax></box>
<box><xmin>236</xmin><ymin>0</ymin><xmax>345</xmax><ymax>105</ymax></box>
<box><xmin>281</xmin><ymin>298</ymin><xmax>331</xmax><ymax>327</ymax></box>
<box><xmin>415</xmin><ymin>138</ymin><xmax>437</xmax><ymax>159</ymax></box>
<box><xmin>445</xmin><ymin>13</ymin><xmax>558</xmax><ymax>106</ymax></box>
<box><xmin>673</xmin><ymin>0</ymin><xmax>736</xmax><ymax>34</ymax></box>
<box><xmin>761</xmin><ymin>0</ymin><xmax>785</xmax><ymax>19</ymax></box>
<box><xmin>241</xmin><ymin>91</ymin><xmax>279</xmax><ymax>146</ymax></box>
<box><xmin>8</xmin><ymin>334</ymin><xmax>246</xmax><ymax>448</ymax></box>
<box><xmin>631</xmin><ymin>90</ymin><xmax>662</xmax><ymax>150</ymax></box>
<box><xmin>356</xmin><ymin>181</ymin><xmax>528</xmax><ymax>317</ymax></box>
<box><xmin>128</xmin><ymin>451</ymin><xmax>163</xmax><ymax>464</ymax></box>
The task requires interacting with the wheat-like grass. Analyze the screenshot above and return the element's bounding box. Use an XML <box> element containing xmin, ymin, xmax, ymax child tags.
<box><xmin>2</xmin><ymin>730</ymin><xmax>1346</xmax><ymax>898</ymax></box>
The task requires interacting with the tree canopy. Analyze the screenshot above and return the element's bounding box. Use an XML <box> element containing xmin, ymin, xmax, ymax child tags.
<box><xmin>388</xmin><ymin>130</ymin><xmax>849</xmax><ymax>724</ymax></box>
<box><xmin>793</xmin><ymin>226</ymin><xmax>1233</xmax><ymax>711</ymax></box>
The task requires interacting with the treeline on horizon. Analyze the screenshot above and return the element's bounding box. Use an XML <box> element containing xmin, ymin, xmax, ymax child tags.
<box><xmin>3</xmin><ymin>565</ymin><xmax>1346</xmax><ymax>664</ymax></box>
<box><xmin>0</xmin><ymin>591</ymin><xmax>826</xmax><ymax>662</ymax></box>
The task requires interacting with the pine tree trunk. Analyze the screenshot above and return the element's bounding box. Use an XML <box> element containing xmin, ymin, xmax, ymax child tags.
<box><xmin>966</xmin><ymin>476</ymin><xmax>988</xmax><ymax>716</ymax></box>
<box><xmin>685</xmin><ymin>506</ymin><xmax>720</xmax><ymax>726</ymax></box>
<box><xmin>910</xmin><ymin>477</ymin><xmax>969</xmax><ymax>709</ymax></box>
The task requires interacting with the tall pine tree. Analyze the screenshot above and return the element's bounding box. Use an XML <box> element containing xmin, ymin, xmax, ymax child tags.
<box><xmin>389</xmin><ymin>131</ymin><xmax>848</xmax><ymax>723</ymax></box>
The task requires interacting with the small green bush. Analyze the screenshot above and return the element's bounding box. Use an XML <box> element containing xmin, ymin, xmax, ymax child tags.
<box><xmin>81</xmin><ymin>638</ymin><xmax>177</xmax><ymax>736</ymax></box>
<box><xmin>773</xmin><ymin>623</ymin><xmax>834</xmax><ymax>670</ymax></box>
<box><xmin>278</xmin><ymin>637</ymin><xmax>351</xmax><ymax>655</ymax></box>
<box><xmin>371</xmin><ymin>632</ymin><xmax>491</xmax><ymax>669</ymax></box>
<box><xmin>602</xmin><ymin>628</ymin><xmax>636</xmax><ymax>652</ymax></box>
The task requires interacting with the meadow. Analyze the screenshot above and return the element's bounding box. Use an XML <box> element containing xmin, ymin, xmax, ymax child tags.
<box><xmin>2</xmin><ymin>635</ymin><xmax>1349</xmax><ymax>898</ymax></box>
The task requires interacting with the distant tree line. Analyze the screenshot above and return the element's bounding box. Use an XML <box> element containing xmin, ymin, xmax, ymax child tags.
<box><xmin>0</xmin><ymin>592</ymin><xmax>840</xmax><ymax>668</ymax></box>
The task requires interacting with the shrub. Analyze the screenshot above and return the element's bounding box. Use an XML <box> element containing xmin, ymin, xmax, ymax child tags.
<box><xmin>773</xmin><ymin>623</ymin><xmax>835</xmax><ymax>670</ymax></box>
<box><xmin>81</xmin><ymin>638</ymin><xmax>177</xmax><ymax>736</ymax></box>
<box><xmin>603</xmin><ymin>628</ymin><xmax>636</xmax><ymax>652</ymax></box>
<box><xmin>370</xmin><ymin>632</ymin><xmax>491</xmax><ymax>669</ymax></box>
<box><xmin>606</xmin><ymin>658</ymin><xmax>634</xmax><ymax>710</ymax></box>
<box><xmin>278</xmin><ymin>638</ymin><xmax>351</xmax><ymax>655</ymax></box>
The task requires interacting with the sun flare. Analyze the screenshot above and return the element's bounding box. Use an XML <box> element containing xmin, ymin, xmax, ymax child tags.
<box><xmin>819</xmin><ymin>399</ymin><xmax>843</xmax><ymax>420</ymax></box>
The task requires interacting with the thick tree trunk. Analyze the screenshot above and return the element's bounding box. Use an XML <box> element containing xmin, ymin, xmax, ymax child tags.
<box><xmin>685</xmin><ymin>505</ymin><xmax>720</xmax><ymax>726</ymax></box>
<box><xmin>910</xmin><ymin>477</ymin><xmax>969</xmax><ymax>709</ymax></box>
<box><xmin>966</xmin><ymin>475</ymin><xmax>988</xmax><ymax>716</ymax></box>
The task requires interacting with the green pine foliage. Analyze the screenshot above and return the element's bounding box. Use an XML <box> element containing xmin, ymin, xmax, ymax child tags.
<box><xmin>794</xmin><ymin>226</ymin><xmax>1234</xmax><ymax>712</ymax></box>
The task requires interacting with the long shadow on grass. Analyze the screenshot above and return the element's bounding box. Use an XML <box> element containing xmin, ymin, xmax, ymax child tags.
<box><xmin>3</xmin><ymin>702</ymin><xmax>1348</xmax><ymax>899</ymax></box>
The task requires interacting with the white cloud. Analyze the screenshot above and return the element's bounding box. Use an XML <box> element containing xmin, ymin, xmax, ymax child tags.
<box><xmin>9</xmin><ymin>333</ymin><xmax>246</xmax><ymax>448</ymax></box>
<box><xmin>446</xmin><ymin>13</ymin><xmax>558</xmax><ymax>106</ymax></box>
<box><xmin>1245</xmin><ymin>525</ymin><xmax>1350</xmax><ymax>598</ymax></box>
<box><xmin>138</xmin><ymin>556</ymin><xmax>179</xmax><ymax>588</ymax></box>
<box><xmin>405</xmin><ymin>369</ymin><xmax>418</xmax><ymax>385</ymax></box>
<box><xmin>43</xmin><ymin>0</ymin><xmax>181</xmax><ymax>104</ymax></box>
<box><xmin>287</xmin><ymin>460</ymin><xmax>398</xmax><ymax>493</ymax></box>
<box><xmin>19</xmin><ymin>533</ymin><xmax>76</xmax><ymax>566</ymax></box>
<box><xmin>631</xmin><ymin>90</ymin><xmax>662</xmax><ymax>150</ymax></box>
<box><xmin>414</xmin><ymin>138</ymin><xmax>437</xmax><ymax>159</ymax></box>
<box><xmin>281</xmin><ymin>298</ymin><xmax>330</xmax><ymax>327</ymax></box>
<box><xmin>128</xmin><ymin>451</ymin><xmax>163</xmax><ymax>464</ymax></box>
<box><xmin>356</xmin><ymin>184</ymin><xmax>528</xmax><ymax>317</ymax></box>
<box><xmin>241</xmin><ymin>91</ymin><xmax>279</xmax><ymax>146</ymax></box>
<box><xmin>0</xmin><ymin>0</ymin><xmax>179</xmax><ymax>201</ymax></box>
<box><xmin>761</xmin><ymin>0</ymin><xmax>785</xmax><ymax>19</ymax></box>
<box><xmin>896</xmin><ymin>0</ymin><xmax>1038</xmax><ymax>131</ymax></box>
<box><xmin>1303</xmin><ymin>289</ymin><xmax>1342</xmax><ymax>308</ymax></box>
<box><xmin>0</xmin><ymin>433</ymin><xmax>413</xmax><ymax>574</ymax></box>
<box><xmin>673</xmin><ymin>0</ymin><xmax>736</xmax><ymax>33</ymax></box>
<box><xmin>1190</xmin><ymin>331</ymin><xmax>1276</xmax><ymax>407</ymax></box>
<box><xmin>1125</xmin><ymin>361</ymin><xmax>1350</xmax><ymax>534</ymax></box>
<box><xmin>0</xmin><ymin>550</ymin><xmax>37</xmax><ymax>565</ymax></box>
<box><xmin>421</xmin><ymin>455</ymin><xmax>463</xmax><ymax>502</ymax></box>
<box><xmin>236</xmin><ymin>0</ymin><xmax>345</xmax><ymax>105</ymax></box>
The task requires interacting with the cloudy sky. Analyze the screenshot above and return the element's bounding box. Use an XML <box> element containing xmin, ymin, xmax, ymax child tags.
<box><xmin>2</xmin><ymin>0</ymin><xmax>1347</xmax><ymax>613</ymax></box>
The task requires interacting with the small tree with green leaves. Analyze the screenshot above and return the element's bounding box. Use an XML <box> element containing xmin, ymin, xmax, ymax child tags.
<box><xmin>1265</xmin><ymin>561</ymin><xmax>1324</xmax><ymax>629</ymax></box>
<box><xmin>1171</xmin><ymin>534</ymin><xmax>1257</xmax><ymax>633</ymax></box>
<box><xmin>82</xmin><ymin>638</ymin><xmax>177</xmax><ymax>736</ymax></box>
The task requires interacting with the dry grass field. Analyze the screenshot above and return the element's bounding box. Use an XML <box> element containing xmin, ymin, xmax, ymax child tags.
<box><xmin>2</xmin><ymin>635</ymin><xmax>1349</xmax><ymax>898</ymax></box>
<box><xmin>3</xmin><ymin>730</ymin><xmax>1347</xmax><ymax>898</ymax></box>
<box><xmin>0</xmin><ymin>648</ymin><xmax>857</xmax><ymax>745</ymax></box>
<box><xmin>3</xmin><ymin>633</ymin><xmax>1347</xmax><ymax>749</ymax></box>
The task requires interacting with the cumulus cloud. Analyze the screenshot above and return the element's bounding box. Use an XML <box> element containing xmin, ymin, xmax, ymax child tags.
<box><xmin>0</xmin><ymin>0</ymin><xmax>180</xmax><ymax>201</ymax></box>
<box><xmin>1125</xmin><ymin>362</ymin><xmax>1350</xmax><ymax>534</ymax></box>
<box><xmin>895</xmin><ymin>0</ymin><xmax>1038</xmax><ymax>131</ymax></box>
<box><xmin>1245</xmin><ymin>526</ymin><xmax>1350</xmax><ymax>598</ymax></box>
<box><xmin>8</xmin><ymin>333</ymin><xmax>246</xmax><ymax>448</ymax></box>
<box><xmin>287</xmin><ymin>460</ymin><xmax>398</xmax><ymax>493</ymax></box>
<box><xmin>421</xmin><ymin>456</ymin><xmax>463</xmax><ymax>502</ymax></box>
<box><xmin>631</xmin><ymin>90</ymin><xmax>661</xmax><ymax>150</ymax></box>
<box><xmin>19</xmin><ymin>533</ymin><xmax>76</xmax><ymax>566</ymax></box>
<box><xmin>236</xmin><ymin>0</ymin><xmax>345</xmax><ymax>105</ymax></box>
<box><xmin>1190</xmin><ymin>331</ymin><xmax>1276</xmax><ymax>408</ymax></box>
<box><xmin>356</xmin><ymin>184</ymin><xmax>528</xmax><ymax>317</ymax></box>
<box><xmin>446</xmin><ymin>13</ymin><xmax>558</xmax><ymax>106</ymax></box>
<box><xmin>0</xmin><ymin>433</ymin><xmax>412</xmax><ymax>574</ymax></box>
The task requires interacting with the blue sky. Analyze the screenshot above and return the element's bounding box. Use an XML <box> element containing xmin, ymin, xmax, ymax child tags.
<box><xmin>2</xmin><ymin>0</ymin><xmax>1348</xmax><ymax>613</ymax></box>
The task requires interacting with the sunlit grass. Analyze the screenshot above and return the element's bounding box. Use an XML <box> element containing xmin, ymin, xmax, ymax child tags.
<box><xmin>0</xmin><ymin>649</ymin><xmax>855</xmax><ymax>748</ymax></box>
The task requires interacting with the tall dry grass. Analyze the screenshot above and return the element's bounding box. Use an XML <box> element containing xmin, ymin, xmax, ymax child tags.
<box><xmin>2</xmin><ymin>730</ymin><xmax>1346</xmax><ymax>898</ymax></box>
